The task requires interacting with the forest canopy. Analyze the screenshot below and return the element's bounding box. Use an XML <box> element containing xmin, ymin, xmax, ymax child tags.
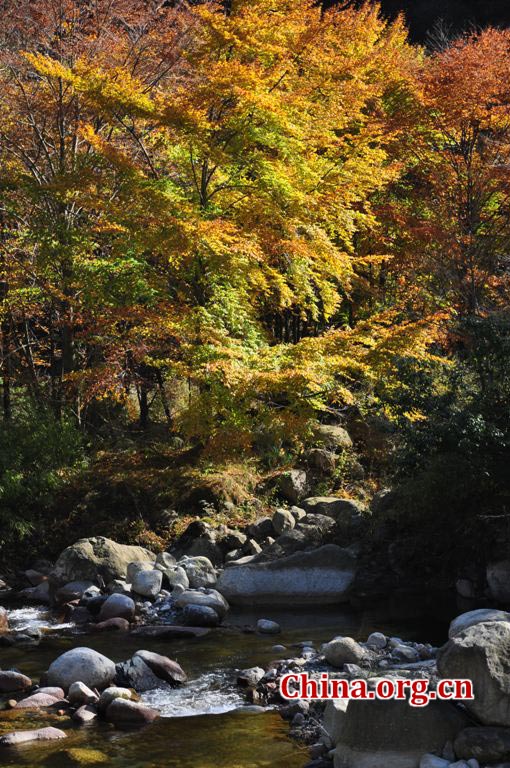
<box><xmin>1</xmin><ymin>0</ymin><xmax>510</xmax><ymax>559</ymax></box>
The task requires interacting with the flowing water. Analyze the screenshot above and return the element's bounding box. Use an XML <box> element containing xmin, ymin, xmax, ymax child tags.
<box><xmin>0</xmin><ymin>592</ymin><xmax>461</xmax><ymax>768</ymax></box>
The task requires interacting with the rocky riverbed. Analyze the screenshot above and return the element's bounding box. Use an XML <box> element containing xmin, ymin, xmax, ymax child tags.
<box><xmin>3</xmin><ymin>516</ymin><xmax>510</xmax><ymax>768</ymax></box>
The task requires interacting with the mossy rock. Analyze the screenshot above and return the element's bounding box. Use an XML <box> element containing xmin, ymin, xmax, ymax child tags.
<box><xmin>49</xmin><ymin>748</ymin><xmax>109</xmax><ymax>766</ymax></box>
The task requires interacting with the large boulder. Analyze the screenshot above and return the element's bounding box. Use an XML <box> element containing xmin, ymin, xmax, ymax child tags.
<box><xmin>330</xmin><ymin>698</ymin><xmax>468</xmax><ymax>768</ymax></box>
<box><xmin>50</xmin><ymin>537</ymin><xmax>155</xmax><ymax>587</ymax></box>
<box><xmin>449</xmin><ymin>609</ymin><xmax>510</xmax><ymax>638</ymax></box>
<box><xmin>487</xmin><ymin>561</ymin><xmax>510</xmax><ymax>603</ymax></box>
<box><xmin>216</xmin><ymin>544</ymin><xmax>356</xmax><ymax>605</ymax></box>
<box><xmin>47</xmin><ymin>647</ymin><xmax>116</xmax><ymax>691</ymax></box>
<box><xmin>437</xmin><ymin>620</ymin><xmax>510</xmax><ymax>726</ymax></box>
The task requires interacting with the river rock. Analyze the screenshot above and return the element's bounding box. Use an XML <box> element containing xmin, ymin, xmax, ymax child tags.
<box><xmin>98</xmin><ymin>593</ymin><xmax>136</xmax><ymax>622</ymax></box>
<box><xmin>56</xmin><ymin>580</ymin><xmax>96</xmax><ymax>604</ymax></box>
<box><xmin>115</xmin><ymin>655</ymin><xmax>162</xmax><ymax>692</ymax></box>
<box><xmin>173</xmin><ymin>588</ymin><xmax>229</xmax><ymax>618</ymax></box>
<box><xmin>0</xmin><ymin>671</ymin><xmax>32</xmax><ymax>692</ymax></box>
<box><xmin>37</xmin><ymin>687</ymin><xmax>65</xmax><ymax>698</ymax></box>
<box><xmin>248</xmin><ymin>518</ymin><xmax>275</xmax><ymax>541</ymax></box>
<box><xmin>217</xmin><ymin>544</ymin><xmax>356</xmax><ymax>605</ymax></box>
<box><xmin>127</xmin><ymin>561</ymin><xmax>154</xmax><ymax>582</ymax></box>
<box><xmin>305</xmin><ymin>448</ymin><xmax>337</xmax><ymax>474</ymax></box>
<box><xmin>19</xmin><ymin>581</ymin><xmax>51</xmax><ymax>604</ymax></box>
<box><xmin>0</xmin><ymin>727</ymin><xmax>67</xmax><ymax>746</ymax></box>
<box><xmin>454</xmin><ymin>726</ymin><xmax>510</xmax><ymax>763</ymax></box>
<box><xmin>218</xmin><ymin>530</ymin><xmax>247</xmax><ymax>553</ymax></box>
<box><xmin>277</xmin><ymin>470</ymin><xmax>308</xmax><ymax>504</ymax></box>
<box><xmin>366</xmin><ymin>632</ymin><xmax>387</xmax><ymax>650</ymax></box>
<box><xmin>392</xmin><ymin>643</ymin><xmax>419</xmax><ymax>663</ymax></box>
<box><xmin>131</xmin><ymin>568</ymin><xmax>162</xmax><ymax>598</ymax></box>
<box><xmin>256</xmin><ymin>619</ymin><xmax>281</xmax><ymax>634</ymax></box>
<box><xmin>182</xmin><ymin>604</ymin><xmax>220</xmax><ymax>627</ymax></box>
<box><xmin>72</xmin><ymin>704</ymin><xmax>98</xmax><ymax>724</ymax></box>
<box><xmin>237</xmin><ymin>667</ymin><xmax>265</xmax><ymax>687</ymax></box>
<box><xmin>449</xmin><ymin>609</ymin><xmax>510</xmax><ymax>638</ymax></box>
<box><xmin>81</xmin><ymin>594</ymin><xmax>107</xmax><ymax>615</ymax></box>
<box><xmin>105</xmin><ymin>698</ymin><xmax>159</xmax><ymax>726</ymax></box>
<box><xmin>179</xmin><ymin>556</ymin><xmax>217</xmax><ymax>588</ymax></box>
<box><xmin>68</xmin><ymin>681</ymin><xmax>99</xmax><ymax>706</ymax></box>
<box><xmin>330</xmin><ymin>698</ymin><xmax>469</xmax><ymax>768</ymax></box>
<box><xmin>184</xmin><ymin>534</ymin><xmax>224</xmax><ymax>565</ymax></box>
<box><xmin>160</xmin><ymin>565</ymin><xmax>189</xmax><ymax>591</ymax></box>
<box><xmin>323</xmin><ymin>637</ymin><xmax>365</xmax><ymax>667</ymax></box>
<box><xmin>133</xmin><ymin>650</ymin><xmax>186</xmax><ymax>685</ymax></box>
<box><xmin>25</xmin><ymin>569</ymin><xmax>46</xmax><ymax>586</ymax></box>
<box><xmin>98</xmin><ymin>686</ymin><xmax>132</xmax><ymax>712</ymax></box>
<box><xmin>314</xmin><ymin>424</ymin><xmax>352</xmax><ymax>450</ymax></box>
<box><xmin>273</xmin><ymin>508</ymin><xmax>296</xmax><ymax>535</ymax></box>
<box><xmin>96</xmin><ymin>617</ymin><xmax>130</xmax><ymax>632</ymax></box>
<box><xmin>107</xmin><ymin>580</ymin><xmax>131</xmax><ymax>595</ymax></box>
<box><xmin>15</xmin><ymin>692</ymin><xmax>61</xmax><ymax>708</ymax></box>
<box><xmin>51</xmin><ymin>537</ymin><xmax>155</xmax><ymax>587</ymax></box>
<box><xmin>0</xmin><ymin>607</ymin><xmax>9</xmax><ymax>633</ymax></box>
<box><xmin>155</xmin><ymin>552</ymin><xmax>177</xmax><ymax>569</ymax></box>
<box><xmin>301</xmin><ymin>497</ymin><xmax>365</xmax><ymax>530</ymax></box>
<box><xmin>438</xmin><ymin>621</ymin><xmax>510</xmax><ymax>726</ymax></box>
<box><xmin>47</xmin><ymin>647</ymin><xmax>116</xmax><ymax>691</ymax></box>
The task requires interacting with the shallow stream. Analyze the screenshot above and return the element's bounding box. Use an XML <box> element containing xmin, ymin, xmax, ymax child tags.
<box><xmin>0</xmin><ymin>592</ymin><xmax>460</xmax><ymax>768</ymax></box>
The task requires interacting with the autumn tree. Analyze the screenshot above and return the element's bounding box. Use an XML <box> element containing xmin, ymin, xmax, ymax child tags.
<box><xmin>0</xmin><ymin>0</ymin><xmax>189</xmax><ymax>421</ymax></box>
<box><xmin>375</xmin><ymin>29</ymin><xmax>510</xmax><ymax>317</ymax></box>
<box><xmin>0</xmin><ymin>0</ymin><xmax>445</xmax><ymax>457</ymax></box>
